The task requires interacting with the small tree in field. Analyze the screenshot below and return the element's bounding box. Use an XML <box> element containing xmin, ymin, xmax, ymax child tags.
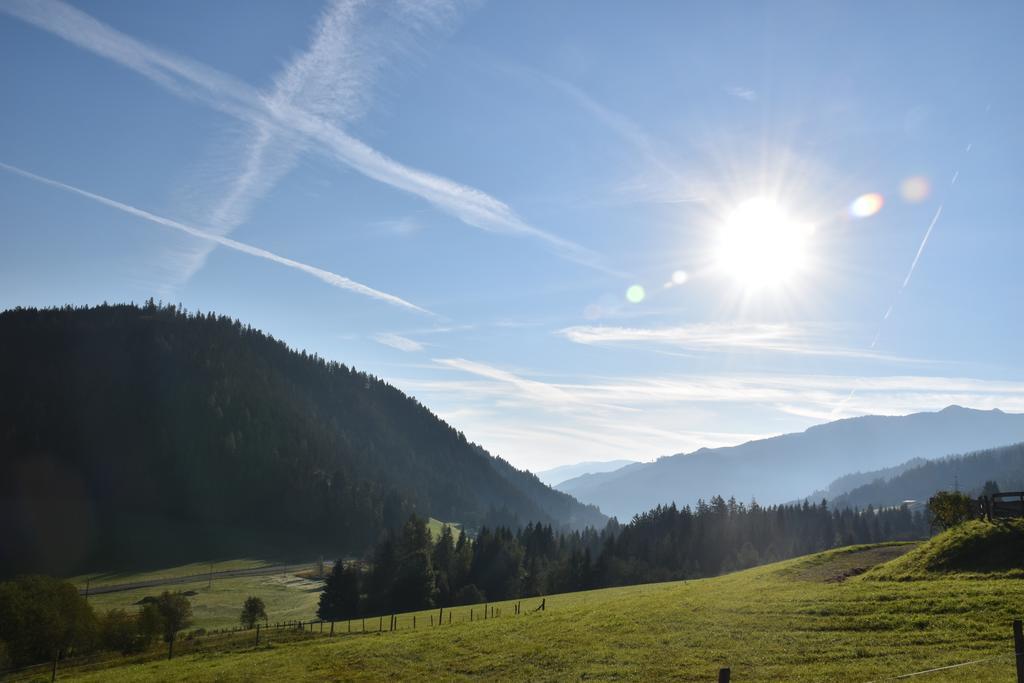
<box><xmin>155</xmin><ymin>591</ymin><xmax>192</xmax><ymax>660</ymax></box>
<box><xmin>240</xmin><ymin>596</ymin><xmax>267</xmax><ymax>629</ymax></box>
<box><xmin>927</xmin><ymin>490</ymin><xmax>973</xmax><ymax>530</ymax></box>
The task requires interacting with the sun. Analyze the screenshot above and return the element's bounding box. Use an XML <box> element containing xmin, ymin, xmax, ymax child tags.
<box><xmin>714</xmin><ymin>197</ymin><xmax>814</xmax><ymax>290</ymax></box>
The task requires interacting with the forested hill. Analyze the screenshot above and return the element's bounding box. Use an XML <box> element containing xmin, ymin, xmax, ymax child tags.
<box><xmin>826</xmin><ymin>442</ymin><xmax>1024</xmax><ymax>511</ymax></box>
<box><xmin>0</xmin><ymin>303</ymin><xmax>604</xmax><ymax>575</ymax></box>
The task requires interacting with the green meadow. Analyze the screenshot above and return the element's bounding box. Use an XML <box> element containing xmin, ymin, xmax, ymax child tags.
<box><xmin>35</xmin><ymin>524</ymin><xmax>1024</xmax><ymax>682</ymax></box>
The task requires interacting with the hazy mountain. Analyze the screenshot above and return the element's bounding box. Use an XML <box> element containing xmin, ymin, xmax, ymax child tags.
<box><xmin>0</xmin><ymin>304</ymin><xmax>604</xmax><ymax>575</ymax></box>
<box><xmin>556</xmin><ymin>407</ymin><xmax>1024</xmax><ymax>520</ymax></box>
<box><xmin>800</xmin><ymin>458</ymin><xmax>930</xmax><ymax>503</ymax></box>
<box><xmin>825</xmin><ymin>442</ymin><xmax>1024</xmax><ymax>511</ymax></box>
<box><xmin>534</xmin><ymin>460</ymin><xmax>638</xmax><ymax>486</ymax></box>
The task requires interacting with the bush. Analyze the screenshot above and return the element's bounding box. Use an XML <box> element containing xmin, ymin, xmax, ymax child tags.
<box><xmin>927</xmin><ymin>491</ymin><xmax>973</xmax><ymax>530</ymax></box>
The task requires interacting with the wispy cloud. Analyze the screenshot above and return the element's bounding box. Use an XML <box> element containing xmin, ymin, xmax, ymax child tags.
<box><xmin>523</xmin><ymin>68</ymin><xmax>699</xmax><ymax>206</ymax></box>
<box><xmin>557</xmin><ymin>322</ymin><xmax>914</xmax><ymax>361</ymax></box>
<box><xmin>374</xmin><ymin>333</ymin><xmax>425</xmax><ymax>352</ymax></box>
<box><xmin>0</xmin><ymin>162</ymin><xmax>430</xmax><ymax>314</ymax></box>
<box><xmin>726</xmin><ymin>86</ymin><xmax>757</xmax><ymax>102</ymax></box>
<box><xmin>2</xmin><ymin>0</ymin><xmax>603</xmax><ymax>270</ymax></box>
<box><xmin>396</xmin><ymin>356</ymin><xmax>1024</xmax><ymax>469</ymax></box>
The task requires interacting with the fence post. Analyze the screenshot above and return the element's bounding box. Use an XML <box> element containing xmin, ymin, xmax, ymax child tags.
<box><xmin>448</xmin><ymin>611</ymin><xmax>451</xmax><ymax>624</ymax></box>
<box><xmin>378</xmin><ymin>616</ymin><xmax>382</xmax><ymax>632</ymax></box>
<box><xmin>718</xmin><ymin>668</ymin><xmax>731</xmax><ymax>683</ymax></box>
<box><xmin>255</xmin><ymin>624</ymin><xmax>260</xmax><ymax>645</ymax></box>
<box><xmin>1013</xmin><ymin>619</ymin><xmax>1023</xmax><ymax>683</ymax></box>
<box><xmin>414</xmin><ymin>615</ymin><xmax>416</xmax><ymax>629</ymax></box>
<box><xmin>330</xmin><ymin>621</ymin><xmax>334</xmax><ymax>636</ymax></box>
<box><xmin>439</xmin><ymin>607</ymin><xmax>443</xmax><ymax>625</ymax></box>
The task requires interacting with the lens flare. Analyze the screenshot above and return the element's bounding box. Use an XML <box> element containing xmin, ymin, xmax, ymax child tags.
<box><xmin>900</xmin><ymin>176</ymin><xmax>930</xmax><ymax>203</ymax></box>
<box><xmin>849</xmin><ymin>193</ymin><xmax>884</xmax><ymax>218</ymax></box>
<box><xmin>671</xmin><ymin>270</ymin><xmax>689</xmax><ymax>285</ymax></box>
<box><xmin>626</xmin><ymin>285</ymin><xmax>646</xmax><ymax>303</ymax></box>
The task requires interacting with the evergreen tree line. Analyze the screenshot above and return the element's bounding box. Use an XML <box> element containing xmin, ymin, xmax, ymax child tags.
<box><xmin>319</xmin><ymin>497</ymin><xmax>928</xmax><ymax>620</ymax></box>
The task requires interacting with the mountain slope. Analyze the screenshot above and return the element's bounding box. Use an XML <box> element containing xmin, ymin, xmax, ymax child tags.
<box><xmin>826</xmin><ymin>442</ymin><xmax>1024</xmax><ymax>511</ymax></box>
<box><xmin>0</xmin><ymin>304</ymin><xmax>604</xmax><ymax>575</ymax></box>
<box><xmin>534</xmin><ymin>459</ymin><xmax>637</xmax><ymax>486</ymax></box>
<box><xmin>557</xmin><ymin>407</ymin><xmax>1024</xmax><ymax>519</ymax></box>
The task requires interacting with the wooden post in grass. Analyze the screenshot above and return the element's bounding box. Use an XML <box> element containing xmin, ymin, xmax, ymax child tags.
<box><xmin>448</xmin><ymin>611</ymin><xmax>451</xmax><ymax>625</ymax></box>
<box><xmin>414</xmin><ymin>615</ymin><xmax>416</xmax><ymax>629</ymax></box>
<box><xmin>378</xmin><ymin>616</ymin><xmax>382</xmax><ymax>632</ymax></box>
<box><xmin>330</xmin><ymin>621</ymin><xmax>334</xmax><ymax>636</ymax></box>
<box><xmin>430</xmin><ymin>615</ymin><xmax>433</xmax><ymax>627</ymax></box>
<box><xmin>718</xmin><ymin>668</ymin><xmax>730</xmax><ymax>683</ymax></box>
<box><xmin>470</xmin><ymin>609</ymin><xmax>473</xmax><ymax>622</ymax></box>
<box><xmin>439</xmin><ymin>607</ymin><xmax>443</xmax><ymax>625</ymax></box>
<box><xmin>320</xmin><ymin>621</ymin><xmax>323</xmax><ymax>633</ymax></box>
<box><xmin>1013</xmin><ymin>619</ymin><xmax>1023</xmax><ymax>683</ymax></box>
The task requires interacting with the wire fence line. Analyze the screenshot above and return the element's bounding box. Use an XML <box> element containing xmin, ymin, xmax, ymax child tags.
<box><xmin>863</xmin><ymin>653</ymin><xmax>1015</xmax><ymax>682</ymax></box>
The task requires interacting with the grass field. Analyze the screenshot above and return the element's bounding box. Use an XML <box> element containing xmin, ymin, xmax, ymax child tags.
<box><xmin>68</xmin><ymin>559</ymin><xmax>275</xmax><ymax>590</ymax></box>
<box><xmin>40</xmin><ymin>529</ymin><xmax>1024</xmax><ymax>682</ymax></box>
<box><xmin>426</xmin><ymin>517</ymin><xmax>462</xmax><ymax>543</ymax></box>
<box><xmin>81</xmin><ymin>571</ymin><xmax>325</xmax><ymax>632</ymax></box>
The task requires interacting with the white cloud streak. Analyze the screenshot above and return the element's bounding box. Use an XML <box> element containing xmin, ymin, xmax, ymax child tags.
<box><xmin>374</xmin><ymin>333</ymin><xmax>425</xmax><ymax>352</ymax></box>
<box><xmin>181</xmin><ymin>0</ymin><xmax>453</xmax><ymax>285</ymax></box>
<box><xmin>902</xmin><ymin>204</ymin><xmax>943</xmax><ymax>288</ymax></box>
<box><xmin>0</xmin><ymin>162</ymin><xmax>430</xmax><ymax>314</ymax></box>
<box><xmin>557</xmin><ymin>322</ymin><xmax>913</xmax><ymax>361</ymax></box>
<box><xmin>1</xmin><ymin>0</ymin><xmax>602</xmax><ymax>269</ymax></box>
<box><xmin>396</xmin><ymin>356</ymin><xmax>1024</xmax><ymax>469</ymax></box>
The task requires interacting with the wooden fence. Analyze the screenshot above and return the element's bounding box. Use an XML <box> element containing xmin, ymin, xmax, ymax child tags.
<box><xmin>975</xmin><ymin>491</ymin><xmax>1024</xmax><ymax>521</ymax></box>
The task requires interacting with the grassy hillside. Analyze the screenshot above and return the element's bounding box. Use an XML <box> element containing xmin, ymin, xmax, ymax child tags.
<box><xmin>866</xmin><ymin>519</ymin><xmax>1024</xmax><ymax>580</ymax></box>
<box><xmin>32</xmin><ymin>540</ymin><xmax>1024</xmax><ymax>682</ymax></box>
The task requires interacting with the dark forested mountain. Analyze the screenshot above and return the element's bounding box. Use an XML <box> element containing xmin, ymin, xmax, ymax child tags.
<box><xmin>0</xmin><ymin>303</ymin><xmax>603</xmax><ymax>576</ymax></box>
<box><xmin>825</xmin><ymin>442</ymin><xmax>1024</xmax><ymax>511</ymax></box>
<box><xmin>557</xmin><ymin>407</ymin><xmax>1024</xmax><ymax>520</ymax></box>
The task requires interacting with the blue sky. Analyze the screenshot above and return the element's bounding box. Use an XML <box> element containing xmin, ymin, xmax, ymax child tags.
<box><xmin>2</xmin><ymin>0</ymin><xmax>1024</xmax><ymax>472</ymax></box>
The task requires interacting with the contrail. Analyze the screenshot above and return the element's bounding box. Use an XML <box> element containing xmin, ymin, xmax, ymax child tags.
<box><xmin>0</xmin><ymin>0</ymin><xmax>606</xmax><ymax>271</ymax></box>
<box><xmin>901</xmin><ymin>204</ymin><xmax>943</xmax><ymax>288</ymax></box>
<box><xmin>0</xmin><ymin>162</ymin><xmax>431</xmax><ymax>315</ymax></box>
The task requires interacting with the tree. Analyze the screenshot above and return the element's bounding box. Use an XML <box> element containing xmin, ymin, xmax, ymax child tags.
<box><xmin>99</xmin><ymin>609</ymin><xmax>141</xmax><ymax>654</ymax></box>
<box><xmin>155</xmin><ymin>591</ymin><xmax>193</xmax><ymax>660</ymax></box>
<box><xmin>0</xmin><ymin>575</ymin><xmax>97</xmax><ymax>670</ymax></box>
<box><xmin>927</xmin><ymin>491</ymin><xmax>974</xmax><ymax>531</ymax></box>
<box><xmin>317</xmin><ymin>563</ymin><xmax>361</xmax><ymax>621</ymax></box>
<box><xmin>239</xmin><ymin>596</ymin><xmax>267</xmax><ymax>629</ymax></box>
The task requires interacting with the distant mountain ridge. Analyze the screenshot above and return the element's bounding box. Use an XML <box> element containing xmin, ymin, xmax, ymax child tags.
<box><xmin>0</xmin><ymin>304</ymin><xmax>604</xmax><ymax>576</ymax></box>
<box><xmin>556</xmin><ymin>406</ymin><xmax>1024</xmax><ymax>520</ymax></box>
<box><xmin>534</xmin><ymin>459</ymin><xmax>638</xmax><ymax>486</ymax></box>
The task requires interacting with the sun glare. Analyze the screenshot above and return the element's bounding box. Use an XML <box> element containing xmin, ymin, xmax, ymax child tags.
<box><xmin>714</xmin><ymin>197</ymin><xmax>814</xmax><ymax>290</ymax></box>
